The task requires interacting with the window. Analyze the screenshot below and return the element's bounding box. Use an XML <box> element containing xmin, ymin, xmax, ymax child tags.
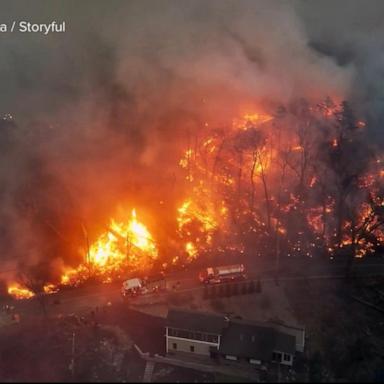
<box><xmin>283</xmin><ymin>353</ymin><xmax>291</xmax><ymax>362</ymax></box>
<box><xmin>272</xmin><ymin>352</ymin><xmax>282</xmax><ymax>362</ymax></box>
<box><xmin>190</xmin><ymin>345</ymin><xmax>195</xmax><ymax>353</ymax></box>
<box><xmin>206</xmin><ymin>334</ymin><xmax>219</xmax><ymax>343</ymax></box>
<box><xmin>167</xmin><ymin>328</ymin><xmax>219</xmax><ymax>343</ymax></box>
<box><xmin>172</xmin><ymin>343</ymin><xmax>177</xmax><ymax>350</ymax></box>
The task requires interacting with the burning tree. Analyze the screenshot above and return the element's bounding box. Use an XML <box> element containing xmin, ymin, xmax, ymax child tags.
<box><xmin>175</xmin><ymin>97</ymin><xmax>384</xmax><ymax>272</ymax></box>
<box><xmin>6</xmin><ymin>97</ymin><xmax>384</xmax><ymax>299</ymax></box>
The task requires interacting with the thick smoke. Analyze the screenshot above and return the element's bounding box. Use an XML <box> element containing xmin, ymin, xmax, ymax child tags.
<box><xmin>294</xmin><ymin>0</ymin><xmax>384</xmax><ymax>142</ymax></box>
<box><xmin>0</xmin><ymin>0</ymin><xmax>377</xmax><ymax>282</ymax></box>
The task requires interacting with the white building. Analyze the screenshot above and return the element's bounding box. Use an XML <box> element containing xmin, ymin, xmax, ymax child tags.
<box><xmin>165</xmin><ymin>308</ymin><xmax>299</xmax><ymax>367</ymax></box>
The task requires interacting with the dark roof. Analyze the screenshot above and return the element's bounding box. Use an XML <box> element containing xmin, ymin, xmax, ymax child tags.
<box><xmin>166</xmin><ymin>308</ymin><xmax>227</xmax><ymax>335</ymax></box>
<box><xmin>219</xmin><ymin>319</ymin><xmax>296</xmax><ymax>360</ymax></box>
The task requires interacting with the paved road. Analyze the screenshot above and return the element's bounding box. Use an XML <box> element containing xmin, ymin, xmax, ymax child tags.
<box><xmin>3</xmin><ymin>257</ymin><xmax>384</xmax><ymax>322</ymax></box>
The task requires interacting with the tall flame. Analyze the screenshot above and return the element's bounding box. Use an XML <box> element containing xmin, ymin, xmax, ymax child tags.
<box><xmin>8</xmin><ymin>208</ymin><xmax>158</xmax><ymax>298</ymax></box>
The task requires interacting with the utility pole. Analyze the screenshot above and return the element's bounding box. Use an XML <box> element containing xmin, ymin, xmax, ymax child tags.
<box><xmin>70</xmin><ymin>331</ymin><xmax>76</xmax><ymax>380</ymax></box>
<box><xmin>81</xmin><ymin>222</ymin><xmax>92</xmax><ymax>278</ymax></box>
<box><xmin>275</xmin><ymin>222</ymin><xmax>281</xmax><ymax>286</ymax></box>
<box><xmin>126</xmin><ymin>232</ymin><xmax>132</xmax><ymax>262</ymax></box>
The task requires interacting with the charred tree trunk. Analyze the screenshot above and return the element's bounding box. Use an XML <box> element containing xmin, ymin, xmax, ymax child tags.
<box><xmin>237</xmin><ymin>150</ymin><xmax>243</xmax><ymax>199</ymax></box>
<box><xmin>346</xmin><ymin>219</ymin><xmax>357</xmax><ymax>278</ymax></box>
<box><xmin>335</xmin><ymin>194</ymin><xmax>345</xmax><ymax>249</ymax></box>
<box><xmin>211</xmin><ymin>138</ymin><xmax>226</xmax><ymax>185</ymax></box>
<box><xmin>274</xmin><ymin>163</ymin><xmax>287</xmax><ymax>284</ymax></box>
<box><xmin>38</xmin><ymin>293</ymin><xmax>48</xmax><ymax>318</ymax></box>
<box><xmin>250</xmin><ymin>151</ymin><xmax>257</xmax><ymax>213</ymax></box>
<box><xmin>321</xmin><ymin>198</ymin><xmax>327</xmax><ymax>243</ymax></box>
<box><xmin>260</xmin><ymin>168</ymin><xmax>272</xmax><ymax>235</ymax></box>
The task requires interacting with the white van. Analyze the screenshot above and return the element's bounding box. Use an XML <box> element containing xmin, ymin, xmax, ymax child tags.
<box><xmin>121</xmin><ymin>278</ymin><xmax>144</xmax><ymax>297</ymax></box>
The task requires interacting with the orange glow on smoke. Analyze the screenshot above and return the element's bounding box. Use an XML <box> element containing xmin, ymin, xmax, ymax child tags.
<box><xmin>233</xmin><ymin>112</ymin><xmax>274</xmax><ymax>130</ymax></box>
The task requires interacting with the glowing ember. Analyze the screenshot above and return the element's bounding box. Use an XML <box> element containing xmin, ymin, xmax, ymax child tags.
<box><xmin>185</xmin><ymin>242</ymin><xmax>198</xmax><ymax>260</ymax></box>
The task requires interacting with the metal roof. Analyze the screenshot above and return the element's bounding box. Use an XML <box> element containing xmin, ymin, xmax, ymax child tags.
<box><xmin>166</xmin><ymin>308</ymin><xmax>227</xmax><ymax>335</ymax></box>
<box><xmin>219</xmin><ymin>319</ymin><xmax>296</xmax><ymax>360</ymax></box>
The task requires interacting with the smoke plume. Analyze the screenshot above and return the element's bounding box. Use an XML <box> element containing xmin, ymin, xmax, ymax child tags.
<box><xmin>0</xmin><ymin>0</ymin><xmax>380</xmax><ymax>282</ymax></box>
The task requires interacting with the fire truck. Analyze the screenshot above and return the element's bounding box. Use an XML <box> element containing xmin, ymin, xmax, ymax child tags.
<box><xmin>199</xmin><ymin>264</ymin><xmax>246</xmax><ymax>284</ymax></box>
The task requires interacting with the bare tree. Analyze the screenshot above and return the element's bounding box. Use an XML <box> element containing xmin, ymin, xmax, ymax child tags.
<box><xmin>18</xmin><ymin>264</ymin><xmax>50</xmax><ymax>318</ymax></box>
<box><xmin>344</xmin><ymin>191</ymin><xmax>384</xmax><ymax>276</ymax></box>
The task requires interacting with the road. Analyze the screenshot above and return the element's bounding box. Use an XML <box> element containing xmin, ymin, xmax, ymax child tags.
<box><xmin>3</xmin><ymin>256</ymin><xmax>384</xmax><ymax>322</ymax></box>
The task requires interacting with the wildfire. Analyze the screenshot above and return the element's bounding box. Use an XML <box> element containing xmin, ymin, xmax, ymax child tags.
<box><xmin>8</xmin><ymin>209</ymin><xmax>158</xmax><ymax>299</ymax></box>
<box><xmin>88</xmin><ymin>209</ymin><xmax>158</xmax><ymax>273</ymax></box>
<box><xmin>6</xmin><ymin>103</ymin><xmax>382</xmax><ymax>300</ymax></box>
<box><xmin>7</xmin><ymin>284</ymin><xmax>34</xmax><ymax>300</ymax></box>
<box><xmin>233</xmin><ymin>112</ymin><xmax>274</xmax><ymax>130</ymax></box>
<box><xmin>177</xmin><ymin>190</ymin><xmax>228</xmax><ymax>260</ymax></box>
<box><xmin>179</xmin><ymin>148</ymin><xmax>193</xmax><ymax>169</ymax></box>
<box><xmin>185</xmin><ymin>242</ymin><xmax>198</xmax><ymax>260</ymax></box>
<box><xmin>177</xmin><ymin>199</ymin><xmax>218</xmax><ymax>234</ymax></box>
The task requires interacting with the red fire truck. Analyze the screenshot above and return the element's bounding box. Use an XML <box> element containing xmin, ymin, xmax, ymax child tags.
<box><xmin>199</xmin><ymin>264</ymin><xmax>246</xmax><ymax>284</ymax></box>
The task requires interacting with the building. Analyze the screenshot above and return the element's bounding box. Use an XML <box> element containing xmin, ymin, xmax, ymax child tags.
<box><xmin>166</xmin><ymin>308</ymin><xmax>226</xmax><ymax>356</ymax></box>
<box><xmin>268</xmin><ymin>320</ymin><xmax>305</xmax><ymax>352</ymax></box>
<box><xmin>218</xmin><ymin>319</ymin><xmax>296</xmax><ymax>366</ymax></box>
<box><xmin>165</xmin><ymin>308</ymin><xmax>301</xmax><ymax>367</ymax></box>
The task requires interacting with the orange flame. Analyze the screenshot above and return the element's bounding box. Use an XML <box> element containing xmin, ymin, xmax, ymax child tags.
<box><xmin>7</xmin><ymin>284</ymin><xmax>34</xmax><ymax>300</ymax></box>
<box><xmin>8</xmin><ymin>209</ymin><xmax>158</xmax><ymax>299</ymax></box>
